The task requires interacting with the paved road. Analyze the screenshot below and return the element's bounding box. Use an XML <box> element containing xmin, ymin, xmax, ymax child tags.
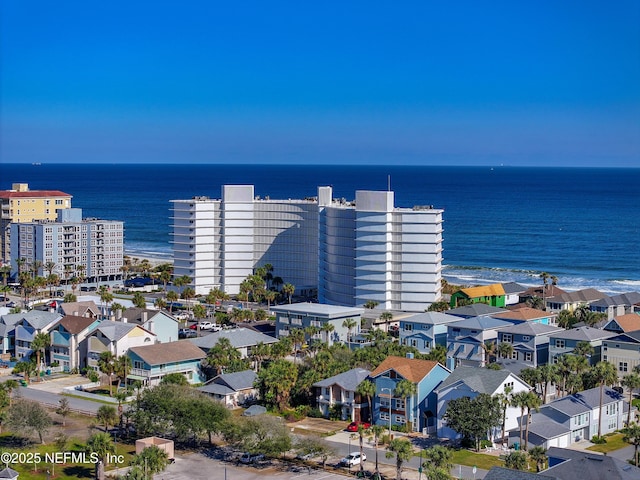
<box><xmin>1</xmin><ymin>374</ymin><xmax>105</xmax><ymax>415</ymax></box>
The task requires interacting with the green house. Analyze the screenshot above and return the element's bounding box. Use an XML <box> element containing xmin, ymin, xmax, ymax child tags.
<box><xmin>450</xmin><ymin>284</ymin><xmax>506</xmax><ymax>308</ymax></box>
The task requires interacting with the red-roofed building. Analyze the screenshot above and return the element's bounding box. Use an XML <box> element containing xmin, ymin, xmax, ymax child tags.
<box><xmin>370</xmin><ymin>354</ymin><xmax>450</xmax><ymax>433</ymax></box>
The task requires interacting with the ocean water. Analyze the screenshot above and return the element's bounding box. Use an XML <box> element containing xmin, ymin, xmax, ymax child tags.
<box><xmin>1</xmin><ymin>163</ymin><xmax>639</xmax><ymax>295</ymax></box>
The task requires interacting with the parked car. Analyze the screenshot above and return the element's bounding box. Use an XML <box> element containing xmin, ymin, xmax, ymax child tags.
<box><xmin>178</xmin><ymin>328</ymin><xmax>197</xmax><ymax>339</ymax></box>
<box><xmin>346</xmin><ymin>421</ymin><xmax>371</xmax><ymax>432</ymax></box>
<box><xmin>240</xmin><ymin>452</ymin><xmax>264</xmax><ymax>464</ymax></box>
<box><xmin>340</xmin><ymin>452</ymin><xmax>366</xmax><ymax>466</ymax></box>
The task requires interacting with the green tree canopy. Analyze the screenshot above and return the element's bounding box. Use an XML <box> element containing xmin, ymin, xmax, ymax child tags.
<box><xmin>443</xmin><ymin>393</ymin><xmax>501</xmax><ymax>451</ymax></box>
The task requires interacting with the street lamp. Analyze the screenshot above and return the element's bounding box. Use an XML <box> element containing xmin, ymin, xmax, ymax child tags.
<box><xmin>381</xmin><ymin>387</ymin><xmax>392</xmax><ymax>435</ymax></box>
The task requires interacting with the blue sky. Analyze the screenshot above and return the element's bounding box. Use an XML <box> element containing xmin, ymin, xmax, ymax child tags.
<box><xmin>2</xmin><ymin>1</ymin><xmax>639</xmax><ymax>166</ymax></box>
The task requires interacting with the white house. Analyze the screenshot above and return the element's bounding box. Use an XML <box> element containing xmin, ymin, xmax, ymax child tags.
<box><xmin>435</xmin><ymin>366</ymin><xmax>531</xmax><ymax>441</ymax></box>
<box><xmin>313</xmin><ymin>368</ymin><xmax>371</xmax><ymax>421</ymax></box>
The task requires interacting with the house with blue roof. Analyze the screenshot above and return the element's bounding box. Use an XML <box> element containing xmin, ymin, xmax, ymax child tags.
<box><xmin>313</xmin><ymin>367</ymin><xmax>371</xmax><ymax>421</ymax></box>
<box><xmin>198</xmin><ymin>370</ymin><xmax>258</xmax><ymax>408</ymax></box>
<box><xmin>446</xmin><ymin>316</ymin><xmax>513</xmax><ymax>368</ymax></box>
<box><xmin>86</xmin><ymin>320</ymin><xmax>156</xmax><ymax>370</ymax></box>
<box><xmin>590</xmin><ymin>291</ymin><xmax>640</xmax><ymax>320</ymax></box>
<box><xmin>447</xmin><ymin>303</ymin><xmax>509</xmax><ymax>319</ymax></box>
<box><xmin>128</xmin><ymin>340</ymin><xmax>206</xmax><ymax>386</ymax></box>
<box><xmin>435</xmin><ymin>366</ymin><xmax>531</xmax><ymax>440</ymax></box>
<box><xmin>3</xmin><ymin>310</ymin><xmax>61</xmax><ymax>361</ymax></box>
<box><xmin>496</xmin><ymin>322</ymin><xmax>566</xmax><ymax>371</ymax></box>
<box><xmin>189</xmin><ymin>328</ymin><xmax>277</xmax><ymax>359</ymax></box>
<box><xmin>508</xmin><ymin>386</ymin><xmax>627</xmax><ymax>448</ymax></box>
<box><xmin>548</xmin><ymin>326</ymin><xmax>615</xmax><ymax>366</ymax></box>
<box><xmin>49</xmin><ymin>315</ymin><xmax>100</xmax><ymax>371</ymax></box>
<box><xmin>398</xmin><ymin>312</ymin><xmax>462</xmax><ymax>354</ymax></box>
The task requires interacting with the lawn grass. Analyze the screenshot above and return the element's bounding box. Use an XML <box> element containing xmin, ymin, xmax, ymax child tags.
<box><xmin>0</xmin><ymin>434</ymin><xmax>137</xmax><ymax>480</ymax></box>
<box><xmin>586</xmin><ymin>433</ymin><xmax>629</xmax><ymax>453</ymax></box>
<box><xmin>448</xmin><ymin>449</ymin><xmax>505</xmax><ymax>470</ymax></box>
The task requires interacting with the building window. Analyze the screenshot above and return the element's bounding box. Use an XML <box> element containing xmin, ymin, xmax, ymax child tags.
<box><xmin>404</xmin><ymin>324</ymin><xmax>412</xmax><ymax>331</ymax></box>
<box><xmin>395</xmin><ymin>399</ymin><xmax>405</xmax><ymax>410</ymax></box>
<box><xmin>522</xmin><ymin>336</ymin><xmax>530</xmax><ymax>341</ymax></box>
<box><xmin>380</xmin><ymin>412</ymin><xmax>389</xmax><ymax>421</ymax></box>
<box><xmin>619</xmin><ymin>362</ymin><xmax>628</xmax><ymax>372</ymax></box>
<box><xmin>380</xmin><ymin>398</ymin><xmax>390</xmax><ymax>408</ymax></box>
<box><xmin>555</xmin><ymin>339</ymin><xmax>565</xmax><ymax>348</ymax></box>
<box><xmin>524</xmin><ymin>352</ymin><xmax>533</xmax><ymax>362</ymax></box>
<box><xmin>502</xmin><ymin>334</ymin><xmax>513</xmax><ymax>343</ymax></box>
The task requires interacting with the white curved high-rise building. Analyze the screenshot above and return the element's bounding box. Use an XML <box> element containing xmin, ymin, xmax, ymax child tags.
<box><xmin>171</xmin><ymin>185</ymin><xmax>443</xmax><ymax>312</ymax></box>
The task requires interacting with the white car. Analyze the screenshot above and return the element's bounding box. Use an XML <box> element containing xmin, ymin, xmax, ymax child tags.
<box><xmin>340</xmin><ymin>452</ymin><xmax>366</xmax><ymax>466</ymax></box>
<box><xmin>197</xmin><ymin>321</ymin><xmax>215</xmax><ymax>330</ymax></box>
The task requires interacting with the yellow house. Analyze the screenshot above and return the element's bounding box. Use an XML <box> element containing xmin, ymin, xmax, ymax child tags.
<box><xmin>0</xmin><ymin>183</ymin><xmax>72</xmax><ymax>263</ymax></box>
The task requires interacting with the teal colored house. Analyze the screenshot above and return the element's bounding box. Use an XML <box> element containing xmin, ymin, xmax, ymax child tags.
<box><xmin>127</xmin><ymin>340</ymin><xmax>206</xmax><ymax>386</ymax></box>
<box><xmin>49</xmin><ymin>315</ymin><xmax>101</xmax><ymax>372</ymax></box>
<box><xmin>370</xmin><ymin>354</ymin><xmax>450</xmax><ymax>433</ymax></box>
<box><xmin>119</xmin><ymin>308</ymin><xmax>179</xmax><ymax>344</ymax></box>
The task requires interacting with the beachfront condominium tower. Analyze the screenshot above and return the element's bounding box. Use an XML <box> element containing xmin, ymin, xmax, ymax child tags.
<box><xmin>171</xmin><ymin>186</ymin><xmax>444</xmax><ymax>312</ymax></box>
<box><xmin>0</xmin><ymin>183</ymin><xmax>72</xmax><ymax>265</ymax></box>
<box><xmin>9</xmin><ymin>208</ymin><xmax>124</xmax><ymax>284</ymax></box>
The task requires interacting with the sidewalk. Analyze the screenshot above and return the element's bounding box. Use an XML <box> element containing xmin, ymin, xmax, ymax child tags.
<box><xmin>326</xmin><ymin>430</ymin><xmax>488</xmax><ymax>479</ymax></box>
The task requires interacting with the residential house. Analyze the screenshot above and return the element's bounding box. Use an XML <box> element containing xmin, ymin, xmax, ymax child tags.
<box><xmin>60</xmin><ymin>301</ymin><xmax>101</xmax><ymax>318</ymax></box>
<box><xmin>398</xmin><ymin>312</ymin><xmax>462</xmax><ymax>354</ymax></box>
<box><xmin>435</xmin><ymin>366</ymin><xmax>531</xmax><ymax>441</ymax></box>
<box><xmin>508</xmin><ymin>387</ymin><xmax>627</xmax><ymax>448</ymax></box>
<box><xmin>450</xmin><ymin>284</ymin><xmax>506</xmax><ymax>308</ymax></box>
<box><xmin>496</xmin><ymin>322</ymin><xmax>566</xmax><ymax>372</ymax></box>
<box><xmin>446</xmin><ymin>316</ymin><xmax>513</xmax><ymax>368</ymax></box>
<box><xmin>548</xmin><ymin>327</ymin><xmax>615</xmax><ymax>365</ymax></box>
<box><xmin>603</xmin><ymin>313</ymin><xmax>640</xmax><ymax>335</ymax></box>
<box><xmin>545</xmin><ymin>288</ymin><xmax>606</xmax><ymax>313</ymax></box>
<box><xmin>492</xmin><ymin>306</ymin><xmax>557</xmax><ymax>325</ymax></box>
<box><xmin>545</xmin><ymin>446</ymin><xmax>640</xmax><ymax>480</ymax></box>
<box><xmin>128</xmin><ymin>340</ymin><xmax>206</xmax><ymax>386</ymax></box>
<box><xmin>86</xmin><ymin>320</ymin><xmax>156</xmax><ymax>370</ymax></box>
<box><xmin>371</xmin><ymin>354</ymin><xmax>450</xmax><ymax>433</ymax></box>
<box><xmin>313</xmin><ymin>368</ymin><xmax>371</xmax><ymax>422</ymax></box>
<box><xmin>602</xmin><ymin>331</ymin><xmax>640</xmax><ymax>378</ymax></box>
<box><xmin>271</xmin><ymin>303</ymin><xmax>365</xmax><ymax>345</ymax></box>
<box><xmin>49</xmin><ymin>315</ymin><xmax>101</xmax><ymax>371</ymax></box>
<box><xmin>501</xmin><ymin>282</ymin><xmax>527</xmax><ymax>306</ymax></box>
<box><xmin>0</xmin><ymin>324</ymin><xmax>10</xmax><ymax>355</ymax></box>
<box><xmin>198</xmin><ymin>370</ymin><xmax>258</xmax><ymax>408</ymax></box>
<box><xmin>119</xmin><ymin>308</ymin><xmax>179</xmax><ymax>344</ymax></box>
<box><xmin>189</xmin><ymin>328</ymin><xmax>277</xmax><ymax>358</ymax></box>
<box><xmin>447</xmin><ymin>303</ymin><xmax>509</xmax><ymax>319</ymax></box>
<box><xmin>2</xmin><ymin>310</ymin><xmax>62</xmax><ymax>361</ymax></box>
<box><xmin>519</xmin><ymin>285</ymin><xmax>567</xmax><ymax>305</ymax></box>
<box><xmin>484</xmin><ymin>467</ymin><xmax>557</xmax><ymax>480</ymax></box>
<box><xmin>589</xmin><ymin>292</ymin><xmax>640</xmax><ymax>320</ymax></box>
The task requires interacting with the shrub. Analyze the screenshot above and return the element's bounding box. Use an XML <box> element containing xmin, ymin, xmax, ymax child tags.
<box><xmin>87</xmin><ymin>370</ymin><xmax>100</xmax><ymax>382</ymax></box>
<box><xmin>307</xmin><ymin>408</ymin><xmax>324</xmax><ymax>418</ymax></box>
<box><xmin>480</xmin><ymin>439</ymin><xmax>493</xmax><ymax>449</ymax></box>
<box><xmin>591</xmin><ymin>435</ymin><xmax>607</xmax><ymax>444</ymax></box>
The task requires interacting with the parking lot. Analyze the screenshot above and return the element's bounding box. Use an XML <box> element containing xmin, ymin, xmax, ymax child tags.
<box><xmin>156</xmin><ymin>452</ymin><xmax>350</xmax><ymax>480</ymax></box>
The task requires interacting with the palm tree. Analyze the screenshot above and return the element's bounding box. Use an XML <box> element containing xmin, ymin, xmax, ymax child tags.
<box><xmin>250</xmin><ymin>342</ymin><xmax>271</xmax><ymax>372</ymax></box>
<box><xmin>98</xmin><ymin>351</ymin><xmax>116</xmax><ymax>396</ymax></box>
<box><xmin>394</xmin><ymin>379</ymin><xmax>417</xmax><ymax>432</ymax></box>
<box><xmin>511</xmin><ymin>391</ymin><xmax>530</xmax><ymax>448</ymax></box>
<box><xmin>528</xmin><ymin>446</ymin><xmax>547</xmax><ymax>472</ymax></box>
<box><xmin>342</xmin><ymin>318</ymin><xmax>357</xmax><ymax>344</ymax></box>
<box><xmin>31</xmin><ymin>332</ymin><xmax>51</xmax><ymax>381</ymax></box>
<box><xmin>593</xmin><ymin>361</ymin><xmax>619</xmax><ymax>437</ymax></box>
<box><xmin>536</xmin><ymin>363</ymin><xmax>559</xmax><ymax>404</ymax></box>
<box><xmin>166</xmin><ymin>290</ymin><xmax>179</xmax><ymax>313</ymax></box>
<box><xmin>114</xmin><ymin>355</ymin><xmax>132</xmax><ymax>389</ymax></box>
<box><xmin>356</xmin><ymin>380</ymin><xmax>376</xmax><ymax>423</ymax></box>
<box><xmin>574</xmin><ymin>341</ymin><xmax>594</xmax><ymax>359</ymax></box>
<box><xmin>557</xmin><ymin>310</ymin><xmax>576</xmax><ymax>329</ymax></box>
<box><xmin>497</xmin><ymin>341</ymin><xmax>514</xmax><ymax>360</ymax></box>
<box><xmin>282</xmin><ymin>283</ymin><xmax>295</xmax><ymax>304</ymax></box>
<box><xmin>289</xmin><ymin>328</ymin><xmax>305</xmax><ymax>362</ymax></box>
<box><xmin>364</xmin><ymin>300</ymin><xmax>379</xmax><ymax>310</ymax></box>
<box><xmin>263</xmin><ymin>290</ymin><xmax>277</xmax><ymax>310</ymax></box>
<box><xmin>1</xmin><ymin>379</ymin><xmax>19</xmax><ymax>406</ymax></box>
<box><xmin>523</xmin><ymin>392</ymin><xmax>541</xmax><ymax>450</ymax></box>
<box><xmin>622</xmin><ymin>373</ymin><xmax>640</xmax><ymax>426</ymax></box>
<box><xmin>385</xmin><ymin>438</ymin><xmax>414</xmax><ymax>480</ymax></box>
<box><xmin>86</xmin><ymin>432</ymin><xmax>116</xmax><ymax>467</ymax></box>
<box><xmin>321</xmin><ymin>322</ymin><xmax>335</xmax><ymax>344</ymax></box>
<box><xmin>367</xmin><ymin>424</ymin><xmax>386</xmax><ymax>480</ymax></box>
<box><xmin>379</xmin><ymin>311</ymin><xmax>393</xmax><ymax>330</ymax></box>
<box><xmin>497</xmin><ymin>385</ymin><xmax>513</xmax><ymax>444</ymax></box>
<box><xmin>622</xmin><ymin>423</ymin><xmax>640</xmax><ymax>467</ymax></box>
<box><xmin>482</xmin><ymin>341</ymin><xmax>498</xmax><ymax>365</ymax></box>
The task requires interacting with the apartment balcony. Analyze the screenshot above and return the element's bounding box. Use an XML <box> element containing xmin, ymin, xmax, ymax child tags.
<box><xmin>130</xmin><ymin>365</ymin><xmax>195</xmax><ymax>379</ymax></box>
